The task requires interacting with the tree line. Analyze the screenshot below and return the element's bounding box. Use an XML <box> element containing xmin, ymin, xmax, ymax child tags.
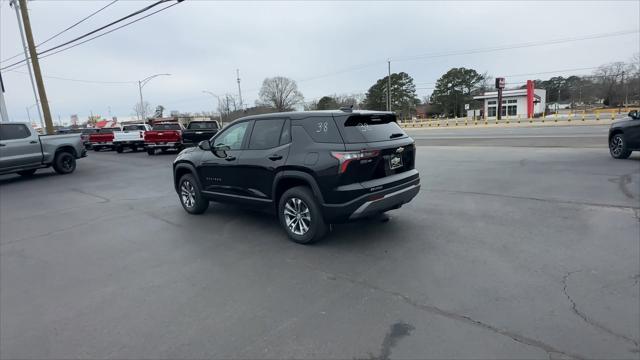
<box><xmin>138</xmin><ymin>53</ymin><xmax>638</xmax><ymax>121</ymax></box>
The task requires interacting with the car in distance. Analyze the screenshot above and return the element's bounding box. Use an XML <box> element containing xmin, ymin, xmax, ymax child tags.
<box><xmin>89</xmin><ymin>127</ymin><xmax>120</xmax><ymax>151</ymax></box>
<box><xmin>182</xmin><ymin>120</ymin><xmax>221</xmax><ymax>147</ymax></box>
<box><xmin>0</xmin><ymin>122</ymin><xmax>87</xmax><ymax>176</ymax></box>
<box><xmin>609</xmin><ymin>110</ymin><xmax>640</xmax><ymax>159</ymax></box>
<box><xmin>145</xmin><ymin>122</ymin><xmax>184</xmax><ymax>155</ymax></box>
<box><xmin>113</xmin><ymin>124</ymin><xmax>151</xmax><ymax>153</ymax></box>
<box><xmin>172</xmin><ymin>109</ymin><xmax>420</xmax><ymax>244</ymax></box>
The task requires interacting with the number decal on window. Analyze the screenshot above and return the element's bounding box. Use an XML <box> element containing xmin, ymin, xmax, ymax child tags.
<box><xmin>316</xmin><ymin>122</ymin><xmax>328</xmax><ymax>133</ymax></box>
<box><xmin>358</xmin><ymin>123</ymin><xmax>369</xmax><ymax>132</ymax></box>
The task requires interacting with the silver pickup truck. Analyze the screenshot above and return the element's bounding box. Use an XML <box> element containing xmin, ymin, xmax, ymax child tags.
<box><xmin>0</xmin><ymin>122</ymin><xmax>87</xmax><ymax>177</ymax></box>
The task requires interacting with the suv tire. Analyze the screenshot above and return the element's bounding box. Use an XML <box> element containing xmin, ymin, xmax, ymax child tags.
<box><xmin>610</xmin><ymin>133</ymin><xmax>631</xmax><ymax>159</ymax></box>
<box><xmin>178</xmin><ymin>174</ymin><xmax>209</xmax><ymax>214</ymax></box>
<box><xmin>278</xmin><ymin>186</ymin><xmax>327</xmax><ymax>244</ymax></box>
<box><xmin>115</xmin><ymin>145</ymin><xmax>123</xmax><ymax>153</ymax></box>
<box><xmin>52</xmin><ymin>151</ymin><xmax>76</xmax><ymax>174</ymax></box>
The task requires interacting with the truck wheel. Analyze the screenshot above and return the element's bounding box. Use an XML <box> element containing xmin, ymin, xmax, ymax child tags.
<box><xmin>115</xmin><ymin>145</ymin><xmax>123</xmax><ymax>153</ymax></box>
<box><xmin>147</xmin><ymin>148</ymin><xmax>155</xmax><ymax>156</ymax></box>
<box><xmin>17</xmin><ymin>169</ymin><xmax>37</xmax><ymax>177</ymax></box>
<box><xmin>93</xmin><ymin>146</ymin><xmax>101</xmax><ymax>152</ymax></box>
<box><xmin>53</xmin><ymin>152</ymin><xmax>76</xmax><ymax>174</ymax></box>
<box><xmin>278</xmin><ymin>186</ymin><xmax>327</xmax><ymax>244</ymax></box>
<box><xmin>178</xmin><ymin>174</ymin><xmax>209</xmax><ymax>214</ymax></box>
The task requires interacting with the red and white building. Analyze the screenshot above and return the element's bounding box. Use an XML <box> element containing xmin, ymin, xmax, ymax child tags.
<box><xmin>473</xmin><ymin>81</ymin><xmax>546</xmax><ymax>118</ymax></box>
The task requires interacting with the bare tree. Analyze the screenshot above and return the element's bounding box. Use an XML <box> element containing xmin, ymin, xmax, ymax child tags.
<box><xmin>132</xmin><ymin>101</ymin><xmax>151</xmax><ymax>120</ymax></box>
<box><xmin>258</xmin><ymin>76</ymin><xmax>304</xmax><ymax>111</ymax></box>
<box><xmin>217</xmin><ymin>94</ymin><xmax>238</xmax><ymax>120</ymax></box>
<box><xmin>594</xmin><ymin>62</ymin><xmax>626</xmax><ymax>106</ymax></box>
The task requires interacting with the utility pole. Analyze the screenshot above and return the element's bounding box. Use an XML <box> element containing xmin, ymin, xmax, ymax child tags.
<box><xmin>18</xmin><ymin>0</ymin><xmax>54</xmax><ymax>134</ymax></box>
<box><xmin>236</xmin><ymin>69</ymin><xmax>243</xmax><ymax>110</ymax></box>
<box><xmin>387</xmin><ymin>59</ymin><xmax>391</xmax><ymax>111</ymax></box>
<box><xmin>0</xmin><ymin>72</ymin><xmax>8</xmax><ymax>122</ymax></box>
<box><xmin>11</xmin><ymin>0</ymin><xmax>43</xmax><ymax>128</ymax></box>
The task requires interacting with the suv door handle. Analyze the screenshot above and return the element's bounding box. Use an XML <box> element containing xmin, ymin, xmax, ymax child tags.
<box><xmin>225</xmin><ymin>156</ymin><xmax>236</xmax><ymax>161</ymax></box>
<box><xmin>0</xmin><ymin>143</ymin><xmax>5</xmax><ymax>147</ymax></box>
<box><xmin>29</xmin><ymin>141</ymin><xmax>38</xmax><ymax>144</ymax></box>
<box><xmin>268</xmin><ymin>154</ymin><xmax>283</xmax><ymax>161</ymax></box>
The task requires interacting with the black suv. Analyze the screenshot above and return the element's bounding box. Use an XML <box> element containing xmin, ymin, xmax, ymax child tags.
<box><xmin>609</xmin><ymin>110</ymin><xmax>640</xmax><ymax>159</ymax></box>
<box><xmin>172</xmin><ymin>109</ymin><xmax>420</xmax><ymax>244</ymax></box>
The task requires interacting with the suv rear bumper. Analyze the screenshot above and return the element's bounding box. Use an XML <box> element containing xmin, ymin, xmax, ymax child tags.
<box><xmin>321</xmin><ymin>177</ymin><xmax>420</xmax><ymax>222</ymax></box>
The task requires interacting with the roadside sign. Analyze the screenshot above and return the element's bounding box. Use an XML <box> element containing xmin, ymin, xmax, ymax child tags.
<box><xmin>495</xmin><ymin>77</ymin><xmax>505</xmax><ymax>89</ymax></box>
<box><xmin>464</xmin><ymin>104</ymin><xmax>470</xmax><ymax>110</ymax></box>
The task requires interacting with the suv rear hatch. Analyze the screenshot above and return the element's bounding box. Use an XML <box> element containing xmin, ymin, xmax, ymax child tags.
<box><xmin>332</xmin><ymin>113</ymin><xmax>416</xmax><ymax>188</ymax></box>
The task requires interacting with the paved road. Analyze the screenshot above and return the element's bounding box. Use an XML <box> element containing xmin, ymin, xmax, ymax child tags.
<box><xmin>408</xmin><ymin>124</ymin><xmax>610</xmax><ymax>148</ymax></box>
<box><xmin>1</xmin><ymin>145</ymin><xmax>639</xmax><ymax>359</ymax></box>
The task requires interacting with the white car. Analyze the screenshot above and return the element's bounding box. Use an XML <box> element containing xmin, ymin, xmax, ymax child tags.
<box><xmin>112</xmin><ymin>124</ymin><xmax>151</xmax><ymax>153</ymax></box>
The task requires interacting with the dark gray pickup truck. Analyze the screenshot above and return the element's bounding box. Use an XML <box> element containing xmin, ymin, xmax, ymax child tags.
<box><xmin>181</xmin><ymin>121</ymin><xmax>220</xmax><ymax>147</ymax></box>
<box><xmin>0</xmin><ymin>122</ymin><xmax>87</xmax><ymax>176</ymax></box>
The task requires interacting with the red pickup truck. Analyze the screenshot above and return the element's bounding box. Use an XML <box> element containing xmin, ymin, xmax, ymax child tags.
<box><xmin>145</xmin><ymin>123</ymin><xmax>184</xmax><ymax>155</ymax></box>
<box><xmin>89</xmin><ymin>127</ymin><xmax>120</xmax><ymax>151</ymax></box>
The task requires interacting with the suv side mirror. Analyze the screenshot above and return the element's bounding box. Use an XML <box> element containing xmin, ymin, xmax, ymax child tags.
<box><xmin>213</xmin><ymin>144</ymin><xmax>230</xmax><ymax>158</ymax></box>
<box><xmin>628</xmin><ymin>110</ymin><xmax>639</xmax><ymax>120</ymax></box>
<box><xmin>198</xmin><ymin>140</ymin><xmax>211</xmax><ymax>151</ymax></box>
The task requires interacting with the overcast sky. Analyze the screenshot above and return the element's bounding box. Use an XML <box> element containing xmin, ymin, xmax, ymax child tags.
<box><xmin>1</xmin><ymin>0</ymin><xmax>638</xmax><ymax>124</ymax></box>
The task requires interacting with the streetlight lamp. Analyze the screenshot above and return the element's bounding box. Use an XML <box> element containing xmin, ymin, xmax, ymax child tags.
<box><xmin>202</xmin><ymin>90</ymin><xmax>223</xmax><ymax>125</ymax></box>
<box><xmin>138</xmin><ymin>73</ymin><xmax>171</xmax><ymax>121</ymax></box>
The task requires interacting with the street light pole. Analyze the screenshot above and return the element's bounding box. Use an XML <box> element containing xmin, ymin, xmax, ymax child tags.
<box><xmin>138</xmin><ymin>73</ymin><xmax>170</xmax><ymax>121</ymax></box>
<box><xmin>387</xmin><ymin>59</ymin><xmax>391</xmax><ymax>111</ymax></box>
<box><xmin>202</xmin><ymin>90</ymin><xmax>223</xmax><ymax>125</ymax></box>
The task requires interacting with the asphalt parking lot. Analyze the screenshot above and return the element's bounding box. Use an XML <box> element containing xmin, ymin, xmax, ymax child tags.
<box><xmin>1</xmin><ymin>126</ymin><xmax>639</xmax><ymax>359</ymax></box>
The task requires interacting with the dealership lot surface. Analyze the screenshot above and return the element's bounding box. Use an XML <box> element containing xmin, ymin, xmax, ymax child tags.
<box><xmin>1</xmin><ymin>126</ymin><xmax>639</xmax><ymax>359</ymax></box>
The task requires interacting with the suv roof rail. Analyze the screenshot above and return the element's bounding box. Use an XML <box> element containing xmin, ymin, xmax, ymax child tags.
<box><xmin>339</xmin><ymin>105</ymin><xmax>354</xmax><ymax>113</ymax></box>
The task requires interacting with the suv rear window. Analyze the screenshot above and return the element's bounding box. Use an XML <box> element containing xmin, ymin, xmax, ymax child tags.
<box><xmin>299</xmin><ymin>116</ymin><xmax>342</xmax><ymax>143</ymax></box>
<box><xmin>153</xmin><ymin>124</ymin><xmax>181</xmax><ymax>130</ymax></box>
<box><xmin>338</xmin><ymin>114</ymin><xmax>407</xmax><ymax>143</ymax></box>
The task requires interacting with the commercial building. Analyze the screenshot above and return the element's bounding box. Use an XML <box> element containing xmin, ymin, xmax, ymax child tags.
<box><xmin>473</xmin><ymin>86</ymin><xmax>546</xmax><ymax>119</ymax></box>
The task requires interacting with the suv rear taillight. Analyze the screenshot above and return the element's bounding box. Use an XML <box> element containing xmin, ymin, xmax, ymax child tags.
<box><xmin>331</xmin><ymin>150</ymin><xmax>380</xmax><ymax>173</ymax></box>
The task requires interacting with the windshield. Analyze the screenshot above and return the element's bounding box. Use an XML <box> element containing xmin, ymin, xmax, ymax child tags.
<box><xmin>153</xmin><ymin>124</ymin><xmax>181</xmax><ymax>130</ymax></box>
<box><xmin>188</xmin><ymin>122</ymin><xmax>218</xmax><ymax>129</ymax></box>
<box><xmin>123</xmin><ymin>125</ymin><xmax>146</xmax><ymax>131</ymax></box>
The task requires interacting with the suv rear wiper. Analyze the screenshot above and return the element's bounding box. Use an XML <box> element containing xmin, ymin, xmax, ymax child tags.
<box><xmin>389</xmin><ymin>133</ymin><xmax>404</xmax><ymax>139</ymax></box>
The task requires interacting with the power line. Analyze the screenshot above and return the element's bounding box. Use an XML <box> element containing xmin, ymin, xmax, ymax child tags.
<box><xmin>39</xmin><ymin>0</ymin><xmax>171</xmax><ymax>57</ymax></box>
<box><xmin>1</xmin><ymin>0</ymin><xmax>119</xmax><ymax>64</ymax></box>
<box><xmin>5</xmin><ymin>69</ymin><xmax>135</xmax><ymax>84</ymax></box>
<box><xmin>1</xmin><ymin>1</ymin><xmax>181</xmax><ymax>71</ymax></box>
<box><xmin>296</xmin><ymin>29</ymin><xmax>638</xmax><ymax>84</ymax></box>
<box><xmin>394</xmin><ymin>29</ymin><xmax>638</xmax><ymax>62</ymax></box>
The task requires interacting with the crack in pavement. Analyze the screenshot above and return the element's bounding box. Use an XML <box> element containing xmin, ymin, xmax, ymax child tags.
<box><xmin>561</xmin><ymin>271</ymin><xmax>640</xmax><ymax>349</ymax></box>
<box><xmin>290</xmin><ymin>260</ymin><xmax>584</xmax><ymax>360</ymax></box>
<box><xmin>607</xmin><ymin>174</ymin><xmax>637</xmax><ymax>200</ymax></box>
<box><xmin>425</xmin><ymin>188</ymin><xmax>640</xmax><ymax>211</ymax></box>
<box><xmin>70</xmin><ymin>188</ymin><xmax>111</xmax><ymax>203</ymax></box>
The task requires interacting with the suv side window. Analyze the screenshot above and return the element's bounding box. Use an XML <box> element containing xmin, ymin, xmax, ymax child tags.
<box><xmin>279</xmin><ymin>119</ymin><xmax>291</xmax><ymax>145</ymax></box>
<box><xmin>249</xmin><ymin>119</ymin><xmax>285</xmax><ymax>149</ymax></box>
<box><xmin>299</xmin><ymin>116</ymin><xmax>342</xmax><ymax>143</ymax></box>
<box><xmin>213</xmin><ymin>121</ymin><xmax>250</xmax><ymax>150</ymax></box>
<box><xmin>0</xmin><ymin>124</ymin><xmax>31</xmax><ymax>140</ymax></box>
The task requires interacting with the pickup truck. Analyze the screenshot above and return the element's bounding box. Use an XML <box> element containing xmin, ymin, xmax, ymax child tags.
<box><xmin>145</xmin><ymin>123</ymin><xmax>184</xmax><ymax>155</ymax></box>
<box><xmin>0</xmin><ymin>122</ymin><xmax>86</xmax><ymax>176</ymax></box>
<box><xmin>113</xmin><ymin>124</ymin><xmax>151</xmax><ymax>153</ymax></box>
<box><xmin>80</xmin><ymin>128</ymin><xmax>98</xmax><ymax>149</ymax></box>
<box><xmin>181</xmin><ymin>120</ymin><xmax>220</xmax><ymax>147</ymax></box>
<box><xmin>89</xmin><ymin>127</ymin><xmax>120</xmax><ymax>151</ymax></box>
